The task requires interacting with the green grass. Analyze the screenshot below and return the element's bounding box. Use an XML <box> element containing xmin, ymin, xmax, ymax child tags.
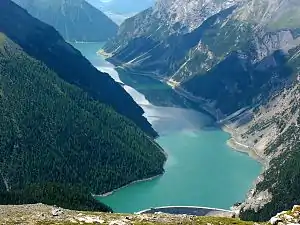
<box><xmin>33</xmin><ymin>216</ymin><xmax>269</xmax><ymax>225</ymax></box>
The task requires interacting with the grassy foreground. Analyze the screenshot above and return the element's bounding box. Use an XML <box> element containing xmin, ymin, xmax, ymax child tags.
<box><xmin>0</xmin><ymin>204</ymin><xmax>268</xmax><ymax>225</ymax></box>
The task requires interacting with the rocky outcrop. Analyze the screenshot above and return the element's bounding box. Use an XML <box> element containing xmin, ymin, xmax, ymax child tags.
<box><xmin>269</xmin><ymin>205</ymin><xmax>300</xmax><ymax>225</ymax></box>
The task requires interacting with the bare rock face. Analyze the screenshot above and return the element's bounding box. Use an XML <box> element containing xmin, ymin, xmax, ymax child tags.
<box><xmin>105</xmin><ymin>0</ymin><xmax>300</xmax><ymax>101</ymax></box>
<box><xmin>224</xmin><ymin>82</ymin><xmax>300</xmax><ymax>218</ymax></box>
<box><xmin>153</xmin><ymin>0</ymin><xmax>243</xmax><ymax>33</ymax></box>
<box><xmin>104</xmin><ymin>0</ymin><xmax>243</xmax><ymax>52</ymax></box>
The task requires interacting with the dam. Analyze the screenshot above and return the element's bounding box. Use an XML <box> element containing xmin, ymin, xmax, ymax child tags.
<box><xmin>136</xmin><ymin>206</ymin><xmax>235</xmax><ymax>217</ymax></box>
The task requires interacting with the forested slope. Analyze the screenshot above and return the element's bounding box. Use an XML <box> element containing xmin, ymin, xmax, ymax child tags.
<box><xmin>0</xmin><ymin>33</ymin><xmax>165</xmax><ymax>210</ymax></box>
<box><xmin>0</xmin><ymin>0</ymin><xmax>166</xmax><ymax>211</ymax></box>
<box><xmin>0</xmin><ymin>0</ymin><xmax>157</xmax><ymax>138</ymax></box>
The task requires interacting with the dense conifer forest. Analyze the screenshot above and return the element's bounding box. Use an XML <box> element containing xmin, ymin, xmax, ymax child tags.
<box><xmin>0</xmin><ymin>0</ymin><xmax>166</xmax><ymax>211</ymax></box>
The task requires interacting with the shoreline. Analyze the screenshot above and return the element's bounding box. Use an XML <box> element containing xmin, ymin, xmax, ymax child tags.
<box><xmin>109</xmin><ymin>57</ymin><xmax>266</xmax><ymax>165</ymax></box>
<box><xmin>98</xmin><ymin>48</ymin><xmax>266</xmax><ymax>163</ymax></box>
<box><xmin>97</xmin><ymin>49</ymin><xmax>113</xmax><ymax>59</ymax></box>
<box><xmin>221</xmin><ymin>124</ymin><xmax>267</xmax><ymax>166</ymax></box>
<box><xmin>93</xmin><ymin>131</ymin><xmax>168</xmax><ymax>198</ymax></box>
<box><xmin>119</xmin><ymin>66</ymin><xmax>267</xmax><ymax>165</ymax></box>
<box><xmin>94</xmin><ymin>174</ymin><xmax>162</xmax><ymax>198</ymax></box>
<box><xmin>93</xmin><ymin>50</ymin><xmax>169</xmax><ymax>199</ymax></box>
<box><xmin>97</xmin><ymin>48</ymin><xmax>266</xmax><ymax>199</ymax></box>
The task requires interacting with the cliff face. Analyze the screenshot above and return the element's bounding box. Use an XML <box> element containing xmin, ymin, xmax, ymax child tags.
<box><xmin>104</xmin><ymin>0</ymin><xmax>300</xmax><ymax>221</ymax></box>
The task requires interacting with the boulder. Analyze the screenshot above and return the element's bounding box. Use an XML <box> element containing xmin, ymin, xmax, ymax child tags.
<box><xmin>292</xmin><ymin>205</ymin><xmax>300</xmax><ymax>213</ymax></box>
<box><xmin>108</xmin><ymin>220</ymin><xmax>129</xmax><ymax>225</ymax></box>
<box><xmin>282</xmin><ymin>214</ymin><xmax>295</xmax><ymax>222</ymax></box>
<box><xmin>270</xmin><ymin>216</ymin><xmax>283</xmax><ymax>225</ymax></box>
<box><xmin>51</xmin><ymin>207</ymin><xmax>63</xmax><ymax>217</ymax></box>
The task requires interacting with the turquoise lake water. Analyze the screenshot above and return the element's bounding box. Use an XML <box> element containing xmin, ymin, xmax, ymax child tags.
<box><xmin>73</xmin><ymin>43</ymin><xmax>262</xmax><ymax>213</ymax></box>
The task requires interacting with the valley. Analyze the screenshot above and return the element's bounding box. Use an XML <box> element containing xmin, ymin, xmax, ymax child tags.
<box><xmin>73</xmin><ymin>42</ymin><xmax>262</xmax><ymax>214</ymax></box>
<box><xmin>0</xmin><ymin>0</ymin><xmax>299</xmax><ymax>223</ymax></box>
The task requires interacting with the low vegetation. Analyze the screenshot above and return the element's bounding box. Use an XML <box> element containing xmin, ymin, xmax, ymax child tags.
<box><xmin>0</xmin><ymin>204</ymin><xmax>268</xmax><ymax>225</ymax></box>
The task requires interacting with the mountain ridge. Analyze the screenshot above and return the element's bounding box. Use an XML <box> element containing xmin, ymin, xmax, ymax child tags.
<box><xmin>0</xmin><ymin>0</ymin><xmax>157</xmax><ymax>137</ymax></box>
<box><xmin>12</xmin><ymin>0</ymin><xmax>118</xmax><ymax>42</ymax></box>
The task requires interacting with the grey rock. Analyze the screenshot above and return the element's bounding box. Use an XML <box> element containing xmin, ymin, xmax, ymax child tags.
<box><xmin>51</xmin><ymin>207</ymin><xmax>63</xmax><ymax>217</ymax></box>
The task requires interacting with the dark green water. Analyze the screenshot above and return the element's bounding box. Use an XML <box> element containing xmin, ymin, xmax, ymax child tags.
<box><xmin>73</xmin><ymin>43</ymin><xmax>262</xmax><ymax>213</ymax></box>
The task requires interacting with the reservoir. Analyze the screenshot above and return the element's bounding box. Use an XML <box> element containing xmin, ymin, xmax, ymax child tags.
<box><xmin>73</xmin><ymin>43</ymin><xmax>262</xmax><ymax>213</ymax></box>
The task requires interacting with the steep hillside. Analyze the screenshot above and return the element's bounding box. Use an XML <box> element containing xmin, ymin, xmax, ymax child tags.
<box><xmin>103</xmin><ymin>0</ymin><xmax>300</xmax><ymax>134</ymax></box>
<box><xmin>104</xmin><ymin>0</ymin><xmax>300</xmax><ymax>126</ymax></box>
<box><xmin>181</xmin><ymin>0</ymin><xmax>300</xmax><ymax>114</ymax></box>
<box><xmin>0</xmin><ymin>31</ymin><xmax>166</xmax><ymax>210</ymax></box>
<box><xmin>0</xmin><ymin>0</ymin><xmax>166</xmax><ymax>210</ymax></box>
<box><xmin>225</xmin><ymin>72</ymin><xmax>300</xmax><ymax>221</ymax></box>
<box><xmin>0</xmin><ymin>0</ymin><xmax>157</xmax><ymax>138</ymax></box>
<box><xmin>104</xmin><ymin>0</ymin><xmax>242</xmax><ymax>53</ymax></box>
<box><xmin>11</xmin><ymin>0</ymin><xmax>118</xmax><ymax>42</ymax></box>
<box><xmin>103</xmin><ymin>0</ymin><xmax>300</xmax><ymax>221</ymax></box>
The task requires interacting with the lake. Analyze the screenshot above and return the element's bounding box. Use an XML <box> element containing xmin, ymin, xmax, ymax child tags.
<box><xmin>73</xmin><ymin>43</ymin><xmax>262</xmax><ymax>213</ymax></box>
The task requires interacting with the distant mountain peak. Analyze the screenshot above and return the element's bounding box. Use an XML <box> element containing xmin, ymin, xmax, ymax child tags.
<box><xmin>11</xmin><ymin>0</ymin><xmax>118</xmax><ymax>42</ymax></box>
<box><xmin>153</xmin><ymin>0</ymin><xmax>243</xmax><ymax>32</ymax></box>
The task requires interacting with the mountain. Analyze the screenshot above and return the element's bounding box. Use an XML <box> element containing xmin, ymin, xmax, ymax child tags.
<box><xmin>103</xmin><ymin>0</ymin><xmax>300</xmax><ymax>221</ymax></box>
<box><xmin>104</xmin><ymin>0</ymin><xmax>243</xmax><ymax>52</ymax></box>
<box><xmin>11</xmin><ymin>0</ymin><xmax>118</xmax><ymax>42</ymax></box>
<box><xmin>86</xmin><ymin>0</ymin><xmax>155</xmax><ymax>24</ymax></box>
<box><xmin>87</xmin><ymin>0</ymin><xmax>154</xmax><ymax>14</ymax></box>
<box><xmin>0</xmin><ymin>0</ymin><xmax>166</xmax><ymax>210</ymax></box>
<box><xmin>2</xmin><ymin>0</ymin><xmax>157</xmax><ymax>138</ymax></box>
